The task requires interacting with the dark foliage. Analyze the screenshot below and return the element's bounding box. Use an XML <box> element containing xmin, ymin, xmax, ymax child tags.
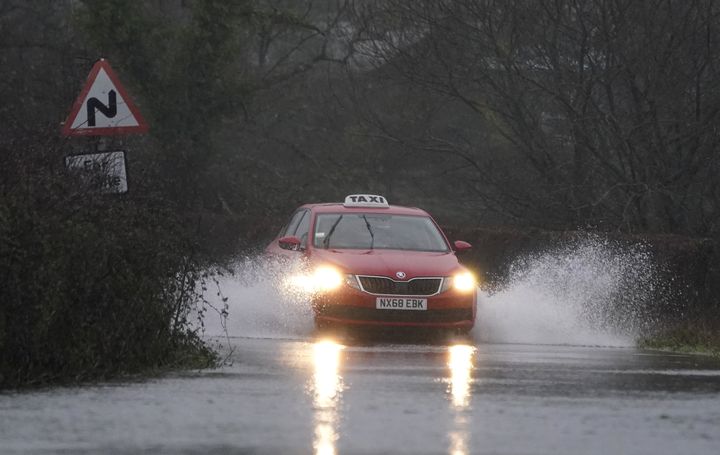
<box><xmin>350</xmin><ymin>0</ymin><xmax>720</xmax><ymax>235</ymax></box>
<box><xmin>0</xmin><ymin>136</ymin><xmax>215</xmax><ymax>388</ymax></box>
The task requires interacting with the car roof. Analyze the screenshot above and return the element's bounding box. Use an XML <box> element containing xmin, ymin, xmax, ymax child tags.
<box><xmin>300</xmin><ymin>202</ymin><xmax>431</xmax><ymax>217</ymax></box>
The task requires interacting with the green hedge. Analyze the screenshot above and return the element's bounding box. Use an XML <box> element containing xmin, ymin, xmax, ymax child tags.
<box><xmin>0</xmin><ymin>145</ymin><xmax>214</xmax><ymax>388</ymax></box>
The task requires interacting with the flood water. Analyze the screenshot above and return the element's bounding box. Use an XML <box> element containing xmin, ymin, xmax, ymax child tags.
<box><xmin>2</xmin><ymin>337</ymin><xmax>720</xmax><ymax>455</ymax></box>
<box><xmin>3</xmin><ymin>242</ymin><xmax>718</xmax><ymax>454</ymax></box>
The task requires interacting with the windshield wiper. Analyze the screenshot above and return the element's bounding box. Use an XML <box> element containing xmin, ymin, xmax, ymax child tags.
<box><xmin>361</xmin><ymin>214</ymin><xmax>375</xmax><ymax>249</ymax></box>
<box><xmin>323</xmin><ymin>215</ymin><xmax>343</xmax><ymax>249</ymax></box>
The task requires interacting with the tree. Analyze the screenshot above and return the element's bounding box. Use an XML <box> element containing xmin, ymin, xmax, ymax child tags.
<box><xmin>349</xmin><ymin>0</ymin><xmax>720</xmax><ymax>235</ymax></box>
<box><xmin>77</xmin><ymin>1</ymin><xmax>351</xmax><ymax>216</ymax></box>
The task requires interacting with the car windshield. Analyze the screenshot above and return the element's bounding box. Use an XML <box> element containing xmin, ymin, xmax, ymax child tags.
<box><xmin>313</xmin><ymin>213</ymin><xmax>449</xmax><ymax>252</ymax></box>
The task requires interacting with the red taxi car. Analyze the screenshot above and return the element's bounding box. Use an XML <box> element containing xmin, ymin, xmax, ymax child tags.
<box><xmin>266</xmin><ymin>195</ymin><xmax>477</xmax><ymax>331</ymax></box>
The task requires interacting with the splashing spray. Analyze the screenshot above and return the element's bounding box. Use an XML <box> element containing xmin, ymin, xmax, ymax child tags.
<box><xmin>202</xmin><ymin>255</ymin><xmax>315</xmax><ymax>339</ymax></box>
<box><xmin>203</xmin><ymin>236</ymin><xmax>666</xmax><ymax>346</ymax></box>
<box><xmin>475</xmin><ymin>236</ymin><xmax>663</xmax><ymax>347</ymax></box>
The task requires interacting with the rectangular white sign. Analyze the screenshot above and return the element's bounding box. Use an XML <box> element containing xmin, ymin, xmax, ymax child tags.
<box><xmin>65</xmin><ymin>151</ymin><xmax>128</xmax><ymax>194</ymax></box>
<box><xmin>376</xmin><ymin>297</ymin><xmax>427</xmax><ymax>311</ymax></box>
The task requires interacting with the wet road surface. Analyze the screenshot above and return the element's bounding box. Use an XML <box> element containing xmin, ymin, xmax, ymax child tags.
<box><xmin>2</xmin><ymin>337</ymin><xmax>720</xmax><ymax>454</ymax></box>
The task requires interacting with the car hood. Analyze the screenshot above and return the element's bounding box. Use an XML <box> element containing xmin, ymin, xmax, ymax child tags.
<box><xmin>309</xmin><ymin>248</ymin><xmax>463</xmax><ymax>279</ymax></box>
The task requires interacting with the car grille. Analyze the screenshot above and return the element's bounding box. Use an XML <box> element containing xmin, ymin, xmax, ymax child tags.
<box><xmin>358</xmin><ymin>276</ymin><xmax>442</xmax><ymax>296</ymax></box>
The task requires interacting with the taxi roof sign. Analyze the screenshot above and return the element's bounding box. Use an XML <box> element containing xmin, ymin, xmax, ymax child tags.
<box><xmin>343</xmin><ymin>194</ymin><xmax>389</xmax><ymax>208</ymax></box>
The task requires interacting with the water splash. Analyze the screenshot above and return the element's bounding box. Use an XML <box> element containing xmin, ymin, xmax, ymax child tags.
<box><xmin>202</xmin><ymin>256</ymin><xmax>315</xmax><ymax>339</ymax></box>
<box><xmin>203</xmin><ymin>236</ymin><xmax>666</xmax><ymax>346</ymax></box>
<box><xmin>474</xmin><ymin>236</ymin><xmax>663</xmax><ymax>347</ymax></box>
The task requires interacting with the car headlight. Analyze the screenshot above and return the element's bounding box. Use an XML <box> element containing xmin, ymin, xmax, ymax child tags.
<box><xmin>287</xmin><ymin>265</ymin><xmax>344</xmax><ymax>293</ymax></box>
<box><xmin>453</xmin><ymin>272</ymin><xmax>476</xmax><ymax>292</ymax></box>
<box><xmin>441</xmin><ymin>271</ymin><xmax>477</xmax><ymax>293</ymax></box>
<box><xmin>313</xmin><ymin>266</ymin><xmax>343</xmax><ymax>291</ymax></box>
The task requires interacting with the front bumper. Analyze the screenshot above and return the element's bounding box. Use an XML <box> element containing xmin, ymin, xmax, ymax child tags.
<box><xmin>312</xmin><ymin>285</ymin><xmax>476</xmax><ymax>329</ymax></box>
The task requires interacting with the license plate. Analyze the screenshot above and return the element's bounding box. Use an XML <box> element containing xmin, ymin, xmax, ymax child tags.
<box><xmin>375</xmin><ymin>297</ymin><xmax>427</xmax><ymax>311</ymax></box>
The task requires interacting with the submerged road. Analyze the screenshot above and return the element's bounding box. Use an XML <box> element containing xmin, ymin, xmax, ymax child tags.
<box><xmin>2</xmin><ymin>336</ymin><xmax>720</xmax><ymax>454</ymax></box>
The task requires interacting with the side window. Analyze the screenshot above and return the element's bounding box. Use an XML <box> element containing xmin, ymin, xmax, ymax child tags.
<box><xmin>283</xmin><ymin>210</ymin><xmax>305</xmax><ymax>237</ymax></box>
<box><xmin>294</xmin><ymin>211</ymin><xmax>311</xmax><ymax>248</ymax></box>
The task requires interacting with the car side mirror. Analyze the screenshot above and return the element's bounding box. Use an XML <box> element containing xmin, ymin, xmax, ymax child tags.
<box><xmin>453</xmin><ymin>240</ymin><xmax>472</xmax><ymax>253</ymax></box>
<box><xmin>278</xmin><ymin>235</ymin><xmax>302</xmax><ymax>251</ymax></box>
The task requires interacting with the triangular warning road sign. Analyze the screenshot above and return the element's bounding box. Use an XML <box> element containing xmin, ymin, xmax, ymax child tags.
<box><xmin>61</xmin><ymin>59</ymin><xmax>149</xmax><ymax>137</ymax></box>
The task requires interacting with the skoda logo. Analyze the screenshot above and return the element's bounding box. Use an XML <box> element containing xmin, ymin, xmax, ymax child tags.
<box><xmin>396</xmin><ymin>271</ymin><xmax>407</xmax><ymax>280</ymax></box>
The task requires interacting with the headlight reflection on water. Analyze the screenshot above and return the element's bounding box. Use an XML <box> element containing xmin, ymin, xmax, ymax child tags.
<box><xmin>311</xmin><ymin>340</ymin><xmax>344</xmax><ymax>455</ymax></box>
<box><xmin>447</xmin><ymin>344</ymin><xmax>475</xmax><ymax>455</ymax></box>
<box><xmin>448</xmin><ymin>344</ymin><xmax>475</xmax><ymax>408</ymax></box>
<box><xmin>449</xmin><ymin>431</ymin><xmax>468</xmax><ymax>455</ymax></box>
<box><xmin>309</xmin><ymin>341</ymin><xmax>474</xmax><ymax>455</ymax></box>
<box><xmin>313</xmin><ymin>340</ymin><xmax>343</xmax><ymax>407</ymax></box>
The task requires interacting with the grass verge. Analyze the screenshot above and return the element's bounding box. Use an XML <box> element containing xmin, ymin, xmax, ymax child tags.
<box><xmin>638</xmin><ymin>319</ymin><xmax>720</xmax><ymax>357</ymax></box>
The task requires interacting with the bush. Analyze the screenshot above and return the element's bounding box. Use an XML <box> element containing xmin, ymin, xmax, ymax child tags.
<box><xmin>0</xmin><ymin>138</ymin><xmax>215</xmax><ymax>388</ymax></box>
